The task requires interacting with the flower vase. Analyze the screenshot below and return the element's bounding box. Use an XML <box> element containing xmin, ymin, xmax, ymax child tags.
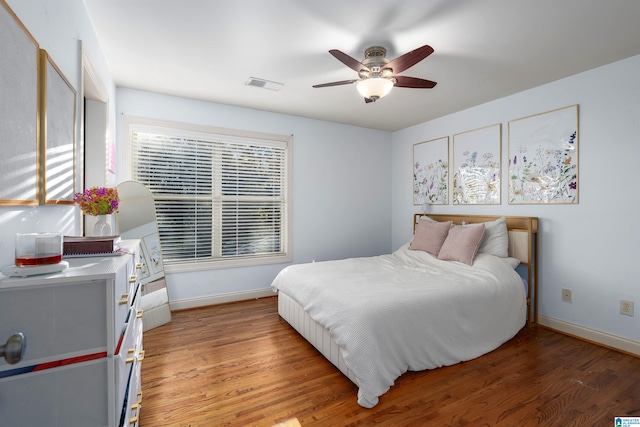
<box><xmin>92</xmin><ymin>215</ymin><xmax>112</xmax><ymax>236</ymax></box>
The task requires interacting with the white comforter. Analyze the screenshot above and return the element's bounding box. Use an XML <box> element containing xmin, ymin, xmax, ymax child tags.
<box><xmin>270</xmin><ymin>244</ymin><xmax>526</xmax><ymax>408</ymax></box>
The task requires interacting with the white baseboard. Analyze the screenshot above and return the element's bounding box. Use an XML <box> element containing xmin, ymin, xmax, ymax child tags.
<box><xmin>167</xmin><ymin>298</ymin><xmax>640</xmax><ymax>357</ymax></box>
<box><xmin>538</xmin><ymin>315</ymin><xmax>640</xmax><ymax>356</ymax></box>
<box><xmin>169</xmin><ymin>288</ymin><xmax>275</xmax><ymax>311</ymax></box>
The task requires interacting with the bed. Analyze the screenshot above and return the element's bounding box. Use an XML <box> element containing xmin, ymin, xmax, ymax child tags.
<box><xmin>271</xmin><ymin>214</ymin><xmax>538</xmax><ymax>408</ymax></box>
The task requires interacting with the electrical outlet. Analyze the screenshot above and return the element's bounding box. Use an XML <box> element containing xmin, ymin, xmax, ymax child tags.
<box><xmin>562</xmin><ymin>288</ymin><xmax>572</xmax><ymax>303</ymax></box>
<box><xmin>620</xmin><ymin>300</ymin><xmax>634</xmax><ymax>316</ymax></box>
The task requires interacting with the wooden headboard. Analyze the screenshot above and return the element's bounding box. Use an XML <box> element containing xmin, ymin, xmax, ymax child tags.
<box><xmin>414</xmin><ymin>214</ymin><xmax>539</xmax><ymax>326</ymax></box>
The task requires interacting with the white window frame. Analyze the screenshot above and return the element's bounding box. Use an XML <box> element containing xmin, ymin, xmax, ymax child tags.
<box><xmin>122</xmin><ymin>116</ymin><xmax>292</xmax><ymax>273</ymax></box>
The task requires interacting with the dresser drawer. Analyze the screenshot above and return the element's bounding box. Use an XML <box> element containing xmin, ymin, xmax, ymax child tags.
<box><xmin>113</xmin><ymin>266</ymin><xmax>139</xmax><ymax>345</ymax></box>
<box><xmin>115</xmin><ymin>308</ymin><xmax>143</xmax><ymax>414</ymax></box>
<box><xmin>120</xmin><ymin>358</ymin><xmax>143</xmax><ymax>427</ymax></box>
<box><xmin>0</xmin><ymin>281</ymin><xmax>106</xmax><ymax>370</ymax></box>
<box><xmin>126</xmin><ymin>254</ymin><xmax>141</xmax><ymax>297</ymax></box>
<box><xmin>131</xmin><ymin>254</ymin><xmax>142</xmax><ymax>282</ymax></box>
<box><xmin>0</xmin><ymin>358</ymin><xmax>108</xmax><ymax>427</ymax></box>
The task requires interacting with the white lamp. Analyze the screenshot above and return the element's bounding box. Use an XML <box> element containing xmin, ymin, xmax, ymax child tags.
<box><xmin>356</xmin><ymin>78</ymin><xmax>394</xmax><ymax>101</ymax></box>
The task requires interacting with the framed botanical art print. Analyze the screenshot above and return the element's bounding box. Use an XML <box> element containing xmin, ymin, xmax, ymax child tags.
<box><xmin>508</xmin><ymin>105</ymin><xmax>578</xmax><ymax>204</ymax></box>
<box><xmin>452</xmin><ymin>124</ymin><xmax>501</xmax><ymax>204</ymax></box>
<box><xmin>413</xmin><ymin>136</ymin><xmax>449</xmax><ymax>205</ymax></box>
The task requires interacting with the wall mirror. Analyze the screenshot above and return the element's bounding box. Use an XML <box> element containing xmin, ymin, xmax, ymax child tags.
<box><xmin>116</xmin><ymin>180</ymin><xmax>172</xmax><ymax>331</ymax></box>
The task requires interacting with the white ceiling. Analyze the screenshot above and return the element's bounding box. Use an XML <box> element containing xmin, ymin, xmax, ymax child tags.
<box><xmin>84</xmin><ymin>0</ymin><xmax>640</xmax><ymax>132</ymax></box>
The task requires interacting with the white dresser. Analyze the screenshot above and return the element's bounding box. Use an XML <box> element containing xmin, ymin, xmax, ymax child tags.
<box><xmin>0</xmin><ymin>240</ymin><xmax>144</xmax><ymax>427</ymax></box>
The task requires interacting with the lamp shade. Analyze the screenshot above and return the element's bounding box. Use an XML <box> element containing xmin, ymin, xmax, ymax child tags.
<box><xmin>356</xmin><ymin>78</ymin><xmax>394</xmax><ymax>100</ymax></box>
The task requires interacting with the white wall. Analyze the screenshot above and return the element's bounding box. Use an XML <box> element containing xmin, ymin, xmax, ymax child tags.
<box><xmin>391</xmin><ymin>54</ymin><xmax>640</xmax><ymax>349</ymax></box>
<box><xmin>116</xmin><ymin>89</ymin><xmax>392</xmax><ymax>306</ymax></box>
<box><xmin>0</xmin><ymin>0</ymin><xmax>116</xmax><ymax>267</ymax></box>
<box><xmin>3</xmin><ymin>0</ymin><xmax>638</xmax><ymax>353</ymax></box>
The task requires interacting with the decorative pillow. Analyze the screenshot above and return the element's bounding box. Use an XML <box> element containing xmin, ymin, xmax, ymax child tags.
<box><xmin>478</xmin><ymin>217</ymin><xmax>509</xmax><ymax>257</ymax></box>
<box><xmin>409</xmin><ymin>220</ymin><xmax>452</xmax><ymax>256</ymax></box>
<box><xmin>437</xmin><ymin>223</ymin><xmax>486</xmax><ymax>265</ymax></box>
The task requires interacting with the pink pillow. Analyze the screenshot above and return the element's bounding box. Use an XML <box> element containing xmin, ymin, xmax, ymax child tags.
<box><xmin>437</xmin><ymin>223</ymin><xmax>486</xmax><ymax>265</ymax></box>
<box><xmin>409</xmin><ymin>220</ymin><xmax>452</xmax><ymax>256</ymax></box>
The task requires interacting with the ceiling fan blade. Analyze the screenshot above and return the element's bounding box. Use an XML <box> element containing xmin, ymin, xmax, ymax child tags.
<box><xmin>313</xmin><ymin>79</ymin><xmax>359</xmax><ymax>88</ymax></box>
<box><xmin>385</xmin><ymin>45</ymin><xmax>434</xmax><ymax>74</ymax></box>
<box><xmin>329</xmin><ymin>49</ymin><xmax>371</xmax><ymax>73</ymax></box>
<box><xmin>393</xmin><ymin>75</ymin><xmax>437</xmax><ymax>88</ymax></box>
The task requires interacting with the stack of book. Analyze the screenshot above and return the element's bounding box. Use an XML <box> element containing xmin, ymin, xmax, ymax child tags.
<box><xmin>63</xmin><ymin>236</ymin><xmax>122</xmax><ymax>257</ymax></box>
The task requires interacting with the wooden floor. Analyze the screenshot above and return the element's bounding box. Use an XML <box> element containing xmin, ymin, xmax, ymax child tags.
<box><xmin>140</xmin><ymin>297</ymin><xmax>640</xmax><ymax>427</ymax></box>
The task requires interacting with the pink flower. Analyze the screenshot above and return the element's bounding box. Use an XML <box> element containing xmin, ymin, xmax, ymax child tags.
<box><xmin>74</xmin><ymin>187</ymin><xmax>120</xmax><ymax>216</ymax></box>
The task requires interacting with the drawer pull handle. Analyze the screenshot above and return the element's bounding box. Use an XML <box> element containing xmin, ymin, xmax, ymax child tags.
<box><xmin>126</xmin><ymin>348</ymin><xmax>136</xmax><ymax>364</ymax></box>
<box><xmin>129</xmin><ymin>403</ymin><xmax>139</xmax><ymax>424</ymax></box>
<box><xmin>129</xmin><ymin>275</ymin><xmax>137</xmax><ymax>284</ymax></box>
<box><xmin>137</xmin><ymin>390</ymin><xmax>143</xmax><ymax>403</ymax></box>
<box><xmin>1</xmin><ymin>332</ymin><xmax>26</xmax><ymax>365</ymax></box>
<box><xmin>137</xmin><ymin>349</ymin><xmax>145</xmax><ymax>362</ymax></box>
<box><xmin>119</xmin><ymin>293</ymin><xmax>130</xmax><ymax>305</ymax></box>
<box><xmin>136</xmin><ymin>263</ymin><xmax>142</xmax><ymax>270</ymax></box>
<box><xmin>136</xmin><ymin>309</ymin><xmax>144</xmax><ymax>319</ymax></box>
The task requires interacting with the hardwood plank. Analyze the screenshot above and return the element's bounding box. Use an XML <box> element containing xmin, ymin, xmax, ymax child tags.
<box><xmin>140</xmin><ymin>296</ymin><xmax>640</xmax><ymax>426</ymax></box>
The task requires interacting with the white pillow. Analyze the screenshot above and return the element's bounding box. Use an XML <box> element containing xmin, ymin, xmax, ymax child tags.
<box><xmin>478</xmin><ymin>217</ymin><xmax>509</xmax><ymax>257</ymax></box>
<box><xmin>501</xmin><ymin>256</ymin><xmax>521</xmax><ymax>269</ymax></box>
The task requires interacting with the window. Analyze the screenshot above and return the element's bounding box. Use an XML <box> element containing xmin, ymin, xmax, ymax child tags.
<box><xmin>124</xmin><ymin>117</ymin><xmax>291</xmax><ymax>271</ymax></box>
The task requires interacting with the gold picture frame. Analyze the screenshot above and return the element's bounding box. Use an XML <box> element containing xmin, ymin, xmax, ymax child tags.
<box><xmin>413</xmin><ymin>136</ymin><xmax>449</xmax><ymax>205</ymax></box>
<box><xmin>508</xmin><ymin>105</ymin><xmax>578</xmax><ymax>204</ymax></box>
<box><xmin>39</xmin><ymin>49</ymin><xmax>77</xmax><ymax>204</ymax></box>
<box><xmin>0</xmin><ymin>0</ymin><xmax>40</xmax><ymax>205</ymax></box>
<box><xmin>452</xmin><ymin>124</ymin><xmax>502</xmax><ymax>205</ymax></box>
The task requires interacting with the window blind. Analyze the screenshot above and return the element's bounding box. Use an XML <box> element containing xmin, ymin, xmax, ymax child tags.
<box><xmin>129</xmin><ymin>124</ymin><xmax>290</xmax><ymax>267</ymax></box>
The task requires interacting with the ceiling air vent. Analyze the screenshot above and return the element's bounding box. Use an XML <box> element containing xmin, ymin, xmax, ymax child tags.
<box><xmin>245</xmin><ymin>77</ymin><xmax>284</xmax><ymax>91</ymax></box>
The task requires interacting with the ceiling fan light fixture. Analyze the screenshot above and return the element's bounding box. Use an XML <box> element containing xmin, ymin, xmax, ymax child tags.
<box><xmin>356</xmin><ymin>78</ymin><xmax>394</xmax><ymax>101</ymax></box>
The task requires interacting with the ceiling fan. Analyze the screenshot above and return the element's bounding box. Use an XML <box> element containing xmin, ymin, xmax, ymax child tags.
<box><xmin>313</xmin><ymin>44</ymin><xmax>437</xmax><ymax>103</ymax></box>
